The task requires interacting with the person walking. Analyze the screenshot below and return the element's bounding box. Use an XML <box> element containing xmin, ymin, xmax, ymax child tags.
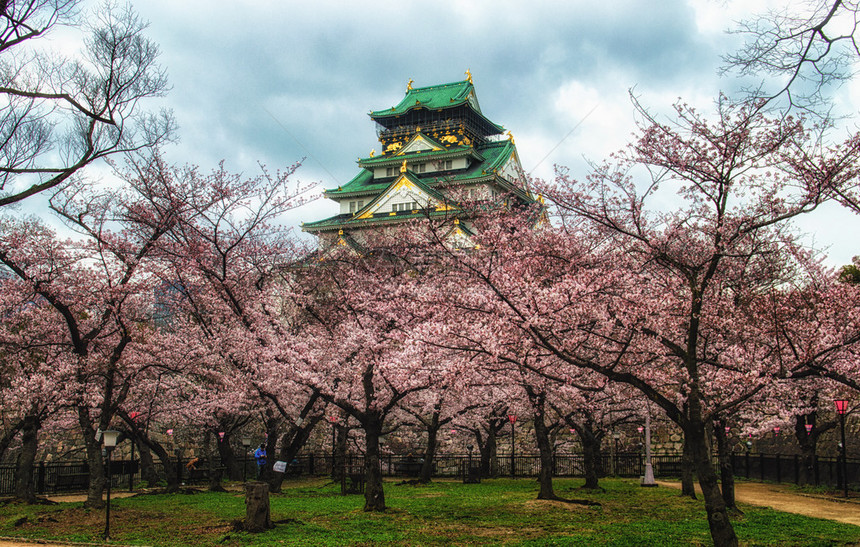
<box><xmin>254</xmin><ymin>443</ymin><xmax>267</xmax><ymax>479</ymax></box>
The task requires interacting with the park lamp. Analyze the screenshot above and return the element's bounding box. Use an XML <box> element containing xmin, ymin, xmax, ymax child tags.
<box><xmin>805</xmin><ymin>424</ymin><xmax>813</xmax><ymax>435</ymax></box>
<box><xmin>242</xmin><ymin>436</ymin><xmax>251</xmax><ymax>449</ymax></box>
<box><xmin>102</xmin><ymin>430</ymin><xmax>119</xmax><ymax>540</ymax></box>
<box><xmin>507</xmin><ymin>414</ymin><xmax>517</xmax><ymax>424</ymax></box>
<box><xmin>835</xmin><ymin>399</ymin><xmax>848</xmax><ymax>415</ymax></box>
<box><xmin>637</xmin><ymin>426</ymin><xmax>644</xmax><ymax>434</ymax></box>
<box><xmin>103</xmin><ymin>430</ymin><xmax>120</xmax><ymax>449</ymax></box>
<box><xmin>773</xmin><ymin>426</ymin><xmax>780</xmax><ymax>436</ymax></box>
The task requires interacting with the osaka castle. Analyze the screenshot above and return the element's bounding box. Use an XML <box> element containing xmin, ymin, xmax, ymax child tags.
<box><xmin>302</xmin><ymin>72</ymin><xmax>540</xmax><ymax>249</ymax></box>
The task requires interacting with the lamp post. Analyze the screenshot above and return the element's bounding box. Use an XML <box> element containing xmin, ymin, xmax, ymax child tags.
<box><xmin>641</xmin><ymin>407</ymin><xmax>656</xmax><ymax>487</ymax></box>
<box><xmin>328</xmin><ymin>415</ymin><xmax>338</xmax><ymax>475</ymax></box>
<box><xmin>835</xmin><ymin>399</ymin><xmax>849</xmax><ymax>498</ymax></box>
<box><xmin>241</xmin><ymin>437</ymin><xmax>251</xmax><ymax>481</ymax></box>
<box><xmin>508</xmin><ymin>414</ymin><xmax>516</xmax><ymax>478</ymax></box>
<box><xmin>102</xmin><ymin>430</ymin><xmax>119</xmax><ymax>540</ymax></box>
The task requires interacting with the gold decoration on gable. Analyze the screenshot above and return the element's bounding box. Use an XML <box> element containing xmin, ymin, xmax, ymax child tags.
<box><xmin>385</xmin><ymin>141</ymin><xmax>403</xmax><ymax>153</ymax></box>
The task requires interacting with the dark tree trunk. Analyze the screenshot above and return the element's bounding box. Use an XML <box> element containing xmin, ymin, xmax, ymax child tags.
<box><xmin>478</xmin><ymin>414</ymin><xmax>504</xmax><ymax>478</ymax></box>
<box><xmin>578</xmin><ymin>420</ymin><xmax>603</xmax><ymax>490</ymax></box>
<box><xmin>687</xmin><ymin>412</ymin><xmax>738</xmax><ymax>547</ymax></box>
<box><xmin>680</xmin><ymin>434</ymin><xmax>697</xmax><ymax>499</ymax></box>
<box><xmin>524</xmin><ymin>387</ymin><xmax>557</xmax><ymax>500</ymax></box>
<box><xmin>259</xmin><ymin>412</ymin><xmax>280</xmax><ymax>483</ymax></box>
<box><xmin>332</xmin><ymin>422</ymin><xmax>348</xmax><ymax>482</ymax></box>
<box><xmin>419</xmin><ymin>413</ymin><xmax>440</xmax><ymax>483</ymax></box>
<box><xmin>363</xmin><ymin>415</ymin><xmax>385</xmax><ymax>511</ymax></box>
<box><xmin>13</xmin><ymin>415</ymin><xmax>40</xmax><ymax>503</ymax></box>
<box><xmin>0</xmin><ymin>419</ymin><xmax>24</xmax><ymax>463</ymax></box>
<box><xmin>794</xmin><ymin>412</ymin><xmax>833</xmax><ymax>487</ymax></box>
<box><xmin>78</xmin><ymin>407</ymin><xmax>105</xmax><ymax>509</ymax></box>
<box><xmin>134</xmin><ymin>437</ymin><xmax>161</xmax><ymax>487</ymax></box>
<box><xmin>204</xmin><ymin>430</ymin><xmax>225</xmax><ymax>492</ymax></box>
<box><xmin>269</xmin><ymin>416</ymin><xmax>321</xmax><ymax>493</ymax></box>
<box><xmin>714</xmin><ymin>419</ymin><xmax>736</xmax><ymax>510</ymax></box>
<box><xmin>140</xmin><ymin>435</ymin><xmax>179</xmax><ymax>491</ymax></box>
<box><xmin>215</xmin><ymin>430</ymin><xmax>242</xmax><ymax>481</ymax></box>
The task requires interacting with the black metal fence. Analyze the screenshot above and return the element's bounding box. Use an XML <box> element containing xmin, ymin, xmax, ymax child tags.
<box><xmin>2</xmin><ymin>452</ymin><xmax>858</xmax><ymax>496</ymax></box>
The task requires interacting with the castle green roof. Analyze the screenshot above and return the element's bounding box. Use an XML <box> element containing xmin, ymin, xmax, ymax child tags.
<box><xmin>325</xmin><ymin>139</ymin><xmax>519</xmax><ymax>199</ymax></box>
<box><xmin>369</xmin><ymin>79</ymin><xmax>504</xmax><ymax>135</ymax></box>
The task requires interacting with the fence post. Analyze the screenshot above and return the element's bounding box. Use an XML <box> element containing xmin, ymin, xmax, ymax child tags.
<box><xmin>37</xmin><ymin>461</ymin><xmax>46</xmax><ymax>494</ymax></box>
<box><xmin>794</xmin><ymin>455</ymin><xmax>799</xmax><ymax>484</ymax></box>
<box><xmin>813</xmin><ymin>454</ymin><xmax>819</xmax><ymax>486</ymax></box>
<box><xmin>745</xmin><ymin>451</ymin><xmax>750</xmax><ymax>478</ymax></box>
<box><xmin>775</xmin><ymin>454</ymin><xmax>781</xmax><ymax>483</ymax></box>
<box><xmin>760</xmin><ymin>453</ymin><xmax>765</xmax><ymax>481</ymax></box>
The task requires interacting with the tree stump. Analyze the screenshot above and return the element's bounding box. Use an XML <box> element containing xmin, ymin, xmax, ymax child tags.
<box><xmin>244</xmin><ymin>481</ymin><xmax>273</xmax><ymax>532</ymax></box>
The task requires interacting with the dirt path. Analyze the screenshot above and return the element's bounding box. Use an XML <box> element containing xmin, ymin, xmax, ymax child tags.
<box><xmin>657</xmin><ymin>480</ymin><xmax>860</xmax><ymax>526</ymax></box>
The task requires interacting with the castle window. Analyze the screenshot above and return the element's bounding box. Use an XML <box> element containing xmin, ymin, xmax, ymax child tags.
<box><xmin>386</xmin><ymin>167</ymin><xmax>394</xmax><ymax>176</ymax></box>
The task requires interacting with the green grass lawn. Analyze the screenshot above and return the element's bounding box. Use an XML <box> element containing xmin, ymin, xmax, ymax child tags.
<box><xmin>1</xmin><ymin>478</ymin><xmax>858</xmax><ymax>546</ymax></box>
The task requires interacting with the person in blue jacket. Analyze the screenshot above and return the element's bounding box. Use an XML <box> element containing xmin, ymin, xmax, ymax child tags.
<box><xmin>254</xmin><ymin>443</ymin><xmax>266</xmax><ymax>479</ymax></box>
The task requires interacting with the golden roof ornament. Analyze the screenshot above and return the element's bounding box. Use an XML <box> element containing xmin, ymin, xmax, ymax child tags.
<box><xmin>400</xmin><ymin>159</ymin><xmax>407</xmax><ymax>173</ymax></box>
<box><xmin>507</xmin><ymin>131</ymin><xmax>515</xmax><ymax>144</ymax></box>
<box><xmin>406</xmin><ymin>78</ymin><xmax>414</xmax><ymax>91</ymax></box>
<box><xmin>465</xmin><ymin>69</ymin><xmax>473</xmax><ymax>83</ymax></box>
<box><xmin>370</xmin><ymin>149</ymin><xmax>375</xmax><ymax>157</ymax></box>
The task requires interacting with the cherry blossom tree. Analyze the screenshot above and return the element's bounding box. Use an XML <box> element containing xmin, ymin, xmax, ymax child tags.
<box><xmin>0</xmin><ymin>275</ymin><xmax>73</xmax><ymax>502</ymax></box>
<box><xmin>138</xmin><ymin>155</ymin><xmax>323</xmax><ymax>491</ymax></box>
<box><xmin>415</xmin><ymin>96</ymin><xmax>860</xmax><ymax>546</ymax></box>
<box><xmin>291</xmin><ymin>245</ymin><xmax>446</xmax><ymax>511</ymax></box>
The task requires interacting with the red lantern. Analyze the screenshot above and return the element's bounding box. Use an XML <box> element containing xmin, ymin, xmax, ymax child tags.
<box><xmin>507</xmin><ymin>414</ymin><xmax>517</xmax><ymax>424</ymax></box>
<box><xmin>218</xmin><ymin>431</ymin><xmax>225</xmax><ymax>441</ymax></box>
<box><xmin>805</xmin><ymin>424</ymin><xmax>813</xmax><ymax>435</ymax></box>
<box><xmin>724</xmin><ymin>426</ymin><xmax>730</xmax><ymax>434</ymax></box>
<box><xmin>166</xmin><ymin>428</ymin><xmax>173</xmax><ymax>436</ymax></box>
<box><xmin>835</xmin><ymin>399</ymin><xmax>848</xmax><ymax>415</ymax></box>
<box><xmin>773</xmin><ymin>427</ymin><xmax>780</xmax><ymax>435</ymax></box>
<box><xmin>637</xmin><ymin>426</ymin><xmax>644</xmax><ymax>434</ymax></box>
<box><xmin>328</xmin><ymin>415</ymin><xmax>338</xmax><ymax>423</ymax></box>
<box><xmin>569</xmin><ymin>428</ymin><xmax>575</xmax><ymax>434</ymax></box>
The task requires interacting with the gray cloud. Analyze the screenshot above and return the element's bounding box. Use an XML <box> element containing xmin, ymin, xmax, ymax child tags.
<box><xmin>57</xmin><ymin>0</ymin><xmax>860</xmax><ymax>263</ymax></box>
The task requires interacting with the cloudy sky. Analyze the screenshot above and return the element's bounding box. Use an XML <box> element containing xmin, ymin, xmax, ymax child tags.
<box><xmin>58</xmin><ymin>1</ymin><xmax>860</xmax><ymax>266</ymax></box>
